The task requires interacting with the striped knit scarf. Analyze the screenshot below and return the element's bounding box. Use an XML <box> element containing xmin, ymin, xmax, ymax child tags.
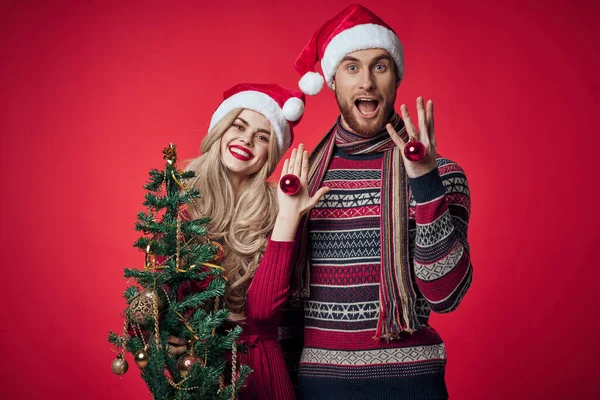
<box><xmin>294</xmin><ymin>114</ymin><xmax>422</xmax><ymax>339</ymax></box>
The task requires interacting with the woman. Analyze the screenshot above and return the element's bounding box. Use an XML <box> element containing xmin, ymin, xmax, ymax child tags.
<box><xmin>168</xmin><ymin>83</ymin><xmax>329</xmax><ymax>399</ymax></box>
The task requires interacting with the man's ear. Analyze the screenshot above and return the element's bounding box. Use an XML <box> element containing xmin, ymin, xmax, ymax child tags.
<box><xmin>331</xmin><ymin>79</ymin><xmax>336</xmax><ymax>91</ymax></box>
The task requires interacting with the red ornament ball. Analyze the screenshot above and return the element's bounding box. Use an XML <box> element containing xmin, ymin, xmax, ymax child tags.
<box><xmin>279</xmin><ymin>174</ymin><xmax>301</xmax><ymax>195</ymax></box>
<box><xmin>404</xmin><ymin>140</ymin><xmax>426</xmax><ymax>162</ymax></box>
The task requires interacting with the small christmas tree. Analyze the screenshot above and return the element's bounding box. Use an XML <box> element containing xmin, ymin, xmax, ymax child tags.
<box><xmin>108</xmin><ymin>144</ymin><xmax>251</xmax><ymax>399</ymax></box>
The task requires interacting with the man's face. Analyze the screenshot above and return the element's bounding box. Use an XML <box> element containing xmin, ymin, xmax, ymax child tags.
<box><xmin>333</xmin><ymin>48</ymin><xmax>399</xmax><ymax>136</ymax></box>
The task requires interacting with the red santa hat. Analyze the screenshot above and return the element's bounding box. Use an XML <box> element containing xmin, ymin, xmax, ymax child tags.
<box><xmin>209</xmin><ymin>83</ymin><xmax>305</xmax><ymax>156</ymax></box>
<box><xmin>295</xmin><ymin>4</ymin><xmax>404</xmax><ymax>95</ymax></box>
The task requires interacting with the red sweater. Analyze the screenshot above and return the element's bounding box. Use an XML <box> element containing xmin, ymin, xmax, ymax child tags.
<box><xmin>238</xmin><ymin>239</ymin><xmax>297</xmax><ymax>400</ymax></box>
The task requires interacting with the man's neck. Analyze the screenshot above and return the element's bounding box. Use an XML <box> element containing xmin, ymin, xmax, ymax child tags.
<box><xmin>338</xmin><ymin>115</ymin><xmax>375</xmax><ymax>138</ymax></box>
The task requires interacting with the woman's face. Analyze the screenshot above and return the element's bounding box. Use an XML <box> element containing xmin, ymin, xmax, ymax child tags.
<box><xmin>220</xmin><ymin>109</ymin><xmax>272</xmax><ymax>181</ymax></box>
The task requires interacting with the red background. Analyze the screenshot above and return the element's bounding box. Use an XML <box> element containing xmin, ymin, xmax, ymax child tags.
<box><xmin>1</xmin><ymin>0</ymin><xmax>599</xmax><ymax>398</ymax></box>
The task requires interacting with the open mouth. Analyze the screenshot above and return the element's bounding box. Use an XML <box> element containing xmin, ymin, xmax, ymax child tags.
<box><xmin>355</xmin><ymin>98</ymin><xmax>380</xmax><ymax>118</ymax></box>
<box><xmin>229</xmin><ymin>145</ymin><xmax>254</xmax><ymax>161</ymax></box>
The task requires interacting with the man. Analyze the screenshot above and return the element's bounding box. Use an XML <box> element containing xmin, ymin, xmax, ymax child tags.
<box><xmin>289</xmin><ymin>4</ymin><xmax>473</xmax><ymax>399</ymax></box>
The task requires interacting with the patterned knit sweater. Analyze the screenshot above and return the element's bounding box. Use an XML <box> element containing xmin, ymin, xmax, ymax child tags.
<box><xmin>297</xmin><ymin>147</ymin><xmax>472</xmax><ymax>400</ymax></box>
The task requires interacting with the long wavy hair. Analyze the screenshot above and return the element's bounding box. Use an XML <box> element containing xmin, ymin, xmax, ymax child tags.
<box><xmin>185</xmin><ymin>108</ymin><xmax>280</xmax><ymax>321</ymax></box>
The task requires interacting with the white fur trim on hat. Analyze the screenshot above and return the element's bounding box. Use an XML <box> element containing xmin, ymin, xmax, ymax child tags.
<box><xmin>321</xmin><ymin>23</ymin><xmax>404</xmax><ymax>89</ymax></box>
<box><xmin>299</xmin><ymin>71</ymin><xmax>325</xmax><ymax>95</ymax></box>
<box><xmin>282</xmin><ymin>97</ymin><xmax>304</xmax><ymax>122</ymax></box>
<box><xmin>209</xmin><ymin>91</ymin><xmax>291</xmax><ymax>152</ymax></box>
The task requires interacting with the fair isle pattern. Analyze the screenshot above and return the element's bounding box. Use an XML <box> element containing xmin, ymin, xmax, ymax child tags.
<box><xmin>311</xmin><ymin>264</ymin><xmax>380</xmax><ymax>286</ymax></box>
<box><xmin>299</xmin><ymin>359</ymin><xmax>446</xmax><ymax>379</ymax></box>
<box><xmin>311</xmin><ymin>249</ymin><xmax>379</xmax><ymax>263</ymax></box>
<box><xmin>411</xmin><ymin>157</ymin><xmax>473</xmax><ymax>312</ymax></box>
<box><xmin>310</xmin><ymin>229</ymin><xmax>380</xmax><ymax>263</ymax></box>
<box><xmin>299</xmin><ymin>148</ymin><xmax>473</xmax><ymax>397</ymax></box>
<box><xmin>310</xmin><ymin>206</ymin><xmax>380</xmax><ymax>219</ymax></box>
<box><xmin>305</xmin><ymin>316</ymin><xmax>377</xmax><ymax>331</ymax></box>
<box><xmin>307</xmin><ymin>155</ymin><xmax>383</xmax><ymax>337</ymax></box>
<box><xmin>429</xmin><ymin>268</ymin><xmax>473</xmax><ymax>305</ymax></box>
<box><xmin>450</xmin><ymin>214</ymin><xmax>469</xmax><ymax>243</ymax></box>
<box><xmin>310</xmin><ymin>229</ymin><xmax>380</xmax><ymax>249</ymax></box>
<box><xmin>443</xmin><ymin>176</ymin><xmax>470</xmax><ymax>197</ymax></box>
<box><xmin>296</xmin><ymin>116</ymin><xmax>419</xmax><ymax>337</ymax></box>
<box><xmin>414</xmin><ymin>237</ymin><xmax>457</xmax><ymax>264</ymax></box>
<box><xmin>415</xmin><ymin>245</ymin><xmax>464</xmax><ymax>281</ymax></box>
<box><xmin>302</xmin><ymin>343</ymin><xmax>446</xmax><ymax>365</ymax></box>
<box><xmin>310</xmin><ymin>283</ymin><xmax>379</xmax><ymax>303</ymax></box>
<box><xmin>304</xmin><ymin>301</ymin><xmax>379</xmax><ymax>321</ymax></box>
<box><xmin>317</xmin><ymin>190</ymin><xmax>381</xmax><ymax>208</ymax></box>
<box><xmin>324</xmin><ymin>170</ymin><xmax>381</xmax><ymax>180</ymax></box>
<box><xmin>415</xmin><ymin>297</ymin><xmax>431</xmax><ymax>319</ymax></box>
<box><xmin>324</xmin><ymin>180</ymin><xmax>381</xmax><ymax>189</ymax></box>
<box><xmin>433</xmin><ymin>269</ymin><xmax>473</xmax><ymax>313</ymax></box>
<box><xmin>415</xmin><ymin>211</ymin><xmax>455</xmax><ymax>248</ymax></box>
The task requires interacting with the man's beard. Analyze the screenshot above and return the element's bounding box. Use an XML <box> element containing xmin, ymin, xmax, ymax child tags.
<box><xmin>336</xmin><ymin>90</ymin><xmax>396</xmax><ymax>137</ymax></box>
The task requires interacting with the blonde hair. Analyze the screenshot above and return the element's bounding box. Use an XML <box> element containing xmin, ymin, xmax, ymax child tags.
<box><xmin>185</xmin><ymin>108</ymin><xmax>280</xmax><ymax>321</ymax></box>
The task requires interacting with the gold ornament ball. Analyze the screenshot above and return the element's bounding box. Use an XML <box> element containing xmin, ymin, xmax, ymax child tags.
<box><xmin>129</xmin><ymin>289</ymin><xmax>164</xmax><ymax>325</ymax></box>
<box><xmin>134</xmin><ymin>349</ymin><xmax>149</xmax><ymax>368</ymax></box>
<box><xmin>177</xmin><ymin>355</ymin><xmax>200</xmax><ymax>377</ymax></box>
<box><xmin>211</xmin><ymin>241</ymin><xmax>225</xmax><ymax>262</ymax></box>
<box><xmin>111</xmin><ymin>354</ymin><xmax>129</xmax><ymax>375</ymax></box>
<box><xmin>145</xmin><ymin>289</ymin><xmax>165</xmax><ymax>310</ymax></box>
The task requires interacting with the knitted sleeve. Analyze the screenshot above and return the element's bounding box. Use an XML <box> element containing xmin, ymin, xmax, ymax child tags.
<box><xmin>244</xmin><ymin>239</ymin><xmax>296</xmax><ymax>321</ymax></box>
<box><xmin>408</xmin><ymin>158</ymin><xmax>473</xmax><ymax>313</ymax></box>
